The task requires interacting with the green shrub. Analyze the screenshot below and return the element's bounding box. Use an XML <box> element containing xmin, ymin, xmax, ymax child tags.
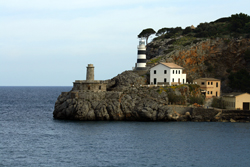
<box><xmin>243</xmin><ymin>49</ymin><xmax>250</xmax><ymax>61</ymax></box>
<box><xmin>226</xmin><ymin>69</ymin><xmax>231</xmax><ymax>73</ymax></box>
<box><xmin>167</xmin><ymin>92</ymin><xmax>185</xmax><ymax>104</ymax></box>
<box><xmin>211</xmin><ymin>97</ymin><xmax>225</xmax><ymax>108</ymax></box>
<box><xmin>189</xmin><ymin>95</ymin><xmax>204</xmax><ymax>105</ymax></box>
<box><xmin>187</xmin><ymin>84</ymin><xmax>200</xmax><ymax>92</ymax></box>
<box><xmin>164</xmin><ymin>49</ymin><xmax>174</xmax><ymax>54</ymax></box>
<box><xmin>224</xmin><ymin>39</ymin><xmax>230</xmax><ymax>44</ymax></box>
<box><xmin>193</xmin><ymin>39</ymin><xmax>201</xmax><ymax>44</ymax></box>
<box><xmin>228</xmin><ymin>69</ymin><xmax>250</xmax><ymax>92</ymax></box>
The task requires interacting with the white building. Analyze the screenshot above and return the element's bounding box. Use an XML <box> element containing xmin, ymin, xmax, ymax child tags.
<box><xmin>150</xmin><ymin>62</ymin><xmax>186</xmax><ymax>85</ymax></box>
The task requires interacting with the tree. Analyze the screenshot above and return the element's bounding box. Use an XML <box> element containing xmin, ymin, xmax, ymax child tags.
<box><xmin>230</xmin><ymin>13</ymin><xmax>250</xmax><ymax>32</ymax></box>
<box><xmin>138</xmin><ymin>28</ymin><xmax>156</xmax><ymax>44</ymax></box>
<box><xmin>228</xmin><ymin>69</ymin><xmax>250</xmax><ymax>92</ymax></box>
<box><xmin>156</xmin><ymin>27</ymin><xmax>169</xmax><ymax>36</ymax></box>
<box><xmin>182</xmin><ymin>26</ymin><xmax>192</xmax><ymax>35</ymax></box>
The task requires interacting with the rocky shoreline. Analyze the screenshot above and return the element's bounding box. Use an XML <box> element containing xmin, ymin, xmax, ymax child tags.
<box><xmin>53</xmin><ymin>90</ymin><xmax>250</xmax><ymax>122</ymax></box>
<box><xmin>53</xmin><ymin>71</ymin><xmax>250</xmax><ymax>122</ymax></box>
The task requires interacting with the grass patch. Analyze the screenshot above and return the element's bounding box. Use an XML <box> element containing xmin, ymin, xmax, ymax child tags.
<box><xmin>147</xmin><ymin>56</ymin><xmax>162</xmax><ymax>65</ymax></box>
<box><xmin>173</xmin><ymin>36</ymin><xmax>196</xmax><ymax>46</ymax></box>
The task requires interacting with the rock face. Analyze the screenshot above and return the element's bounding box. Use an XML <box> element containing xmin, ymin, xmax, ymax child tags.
<box><xmin>146</xmin><ymin>37</ymin><xmax>250</xmax><ymax>92</ymax></box>
<box><xmin>54</xmin><ymin>71</ymin><xmax>190</xmax><ymax>121</ymax></box>
<box><xmin>53</xmin><ymin>71</ymin><xmax>250</xmax><ymax>122</ymax></box>
<box><xmin>107</xmin><ymin>71</ymin><xmax>146</xmax><ymax>91</ymax></box>
<box><xmin>53</xmin><ymin>89</ymin><xmax>250</xmax><ymax>122</ymax></box>
<box><xmin>54</xmin><ymin>87</ymin><xmax>171</xmax><ymax>121</ymax></box>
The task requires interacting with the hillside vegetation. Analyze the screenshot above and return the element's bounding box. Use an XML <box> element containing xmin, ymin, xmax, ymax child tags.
<box><xmin>141</xmin><ymin>13</ymin><xmax>250</xmax><ymax>93</ymax></box>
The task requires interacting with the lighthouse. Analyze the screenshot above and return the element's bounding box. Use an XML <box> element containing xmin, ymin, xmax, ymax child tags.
<box><xmin>135</xmin><ymin>39</ymin><xmax>147</xmax><ymax>70</ymax></box>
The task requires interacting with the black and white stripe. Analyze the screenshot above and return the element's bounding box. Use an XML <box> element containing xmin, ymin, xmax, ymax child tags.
<box><xmin>136</xmin><ymin>39</ymin><xmax>147</xmax><ymax>69</ymax></box>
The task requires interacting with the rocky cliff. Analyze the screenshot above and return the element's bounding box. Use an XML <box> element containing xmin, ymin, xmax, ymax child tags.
<box><xmin>54</xmin><ymin>71</ymin><xmax>193</xmax><ymax>121</ymax></box>
<box><xmin>53</xmin><ymin>71</ymin><xmax>250</xmax><ymax>122</ymax></box>
<box><xmin>146</xmin><ymin>37</ymin><xmax>250</xmax><ymax>92</ymax></box>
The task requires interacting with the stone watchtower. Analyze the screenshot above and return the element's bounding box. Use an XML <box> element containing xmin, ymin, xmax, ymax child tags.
<box><xmin>72</xmin><ymin>64</ymin><xmax>107</xmax><ymax>92</ymax></box>
<box><xmin>86</xmin><ymin>64</ymin><xmax>94</xmax><ymax>80</ymax></box>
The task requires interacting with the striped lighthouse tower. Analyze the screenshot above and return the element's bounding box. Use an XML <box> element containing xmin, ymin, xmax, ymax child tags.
<box><xmin>136</xmin><ymin>39</ymin><xmax>147</xmax><ymax>70</ymax></box>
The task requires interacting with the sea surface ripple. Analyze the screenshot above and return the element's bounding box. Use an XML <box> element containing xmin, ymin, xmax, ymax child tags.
<box><xmin>1</xmin><ymin>86</ymin><xmax>250</xmax><ymax>167</ymax></box>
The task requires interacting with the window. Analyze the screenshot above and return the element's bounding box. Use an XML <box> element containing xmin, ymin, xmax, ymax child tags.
<box><xmin>173</xmin><ymin>70</ymin><xmax>174</xmax><ymax>74</ymax></box>
<box><xmin>201</xmin><ymin>82</ymin><xmax>205</xmax><ymax>85</ymax></box>
<box><xmin>164</xmin><ymin>78</ymin><xmax>167</xmax><ymax>82</ymax></box>
<box><xmin>211</xmin><ymin>91</ymin><xmax>213</xmax><ymax>94</ymax></box>
<box><xmin>176</xmin><ymin>70</ymin><xmax>177</xmax><ymax>74</ymax></box>
<box><xmin>154</xmin><ymin>70</ymin><xmax>156</xmax><ymax>74</ymax></box>
<box><xmin>207</xmin><ymin>91</ymin><xmax>209</xmax><ymax>94</ymax></box>
<box><xmin>99</xmin><ymin>85</ymin><xmax>101</xmax><ymax>90</ymax></box>
<box><xmin>164</xmin><ymin>70</ymin><xmax>167</xmax><ymax>74</ymax></box>
<box><xmin>179</xmin><ymin>70</ymin><xmax>180</xmax><ymax>74</ymax></box>
<box><xmin>211</xmin><ymin>82</ymin><xmax>213</xmax><ymax>85</ymax></box>
<box><xmin>172</xmin><ymin>78</ymin><xmax>174</xmax><ymax>82</ymax></box>
<box><xmin>208</xmin><ymin>82</ymin><xmax>210</xmax><ymax>85</ymax></box>
<box><xmin>216</xmin><ymin>82</ymin><xmax>218</xmax><ymax>87</ymax></box>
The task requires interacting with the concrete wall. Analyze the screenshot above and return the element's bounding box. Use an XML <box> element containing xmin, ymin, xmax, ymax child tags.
<box><xmin>150</xmin><ymin>64</ymin><xmax>185</xmax><ymax>85</ymax></box>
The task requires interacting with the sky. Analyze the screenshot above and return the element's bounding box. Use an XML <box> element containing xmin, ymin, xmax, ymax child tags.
<box><xmin>0</xmin><ymin>0</ymin><xmax>250</xmax><ymax>86</ymax></box>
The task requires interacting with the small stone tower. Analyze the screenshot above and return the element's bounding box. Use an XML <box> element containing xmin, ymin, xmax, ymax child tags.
<box><xmin>72</xmin><ymin>64</ymin><xmax>107</xmax><ymax>92</ymax></box>
<box><xmin>86</xmin><ymin>64</ymin><xmax>94</xmax><ymax>80</ymax></box>
<box><xmin>136</xmin><ymin>39</ymin><xmax>147</xmax><ymax>70</ymax></box>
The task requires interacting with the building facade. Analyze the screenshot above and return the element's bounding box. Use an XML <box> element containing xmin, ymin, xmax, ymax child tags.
<box><xmin>222</xmin><ymin>93</ymin><xmax>250</xmax><ymax>110</ymax></box>
<box><xmin>193</xmin><ymin>78</ymin><xmax>220</xmax><ymax>98</ymax></box>
<box><xmin>150</xmin><ymin>62</ymin><xmax>186</xmax><ymax>85</ymax></box>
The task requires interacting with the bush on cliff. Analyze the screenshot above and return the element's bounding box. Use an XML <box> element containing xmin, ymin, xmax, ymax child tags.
<box><xmin>188</xmin><ymin>95</ymin><xmax>204</xmax><ymax>105</ymax></box>
<box><xmin>243</xmin><ymin>49</ymin><xmax>250</xmax><ymax>61</ymax></box>
<box><xmin>228</xmin><ymin>69</ymin><xmax>250</xmax><ymax>93</ymax></box>
<box><xmin>150</xmin><ymin>13</ymin><xmax>250</xmax><ymax>41</ymax></box>
<box><xmin>167</xmin><ymin>92</ymin><xmax>185</xmax><ymax>105</ymax></box>
<box><xmin>230</xmin><ymin>13</ymin><xmax>250</xmax><ymax>33</ymax></box>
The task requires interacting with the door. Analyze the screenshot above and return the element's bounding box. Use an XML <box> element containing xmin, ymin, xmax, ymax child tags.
<box><xmin>154</xmin><ymin>78</ymin><xmax>157</xmax><ymax>84</ymax></box>
<box><xmin>216</xmin><ymin>92</ymin><xmax>218</xmax><ymax>97</ymax></box>
<box><xmin>243</xmin><ymin>102</ymin><xmax>249</xmax><ymax>110</ymax></box>
<box><xmin>178</xmin><ymin>78</ymin><xmax>180</xmax><ymax>84</ymax></box>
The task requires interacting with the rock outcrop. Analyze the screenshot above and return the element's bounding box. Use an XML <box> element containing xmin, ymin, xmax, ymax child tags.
<box><xmin>54</xmin><ymin>87</ymin><xmax>170</xmax><ymax>121</ymax></box>
<box><xmin>54</xmin><ymin>71</ymin><xmax>190</xmax><ymax>121</ymax></box>
<box><xmin>53</xmin><ymin>89</ymin><xmax>250</xmax><ymax>122</ymax></box>
<box><xmin>53</xmin><ymin>71</ymin><xmax>250</xmax><ymax>122</ymax></box>
<box><xmin>107</xmin><ymin>71</ymin><xmax>146</xmax><ymax>91</ymax></box>
<box><xmin>146</xmin><ymin>37</ymin><xmax>250</xmax><ymax>92</ymax></box>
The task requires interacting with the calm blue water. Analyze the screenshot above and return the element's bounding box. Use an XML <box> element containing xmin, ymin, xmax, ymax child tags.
<box><xmin>1</xmin><ymin>86</ymin><xmax>250</xmax><ymax>167</ymax></box>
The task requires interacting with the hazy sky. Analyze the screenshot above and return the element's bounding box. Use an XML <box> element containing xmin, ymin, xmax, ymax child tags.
<box><xmin>1</xmin><ymin>0</ymin><xmax>249</xmax><ymax>86</ymax></box>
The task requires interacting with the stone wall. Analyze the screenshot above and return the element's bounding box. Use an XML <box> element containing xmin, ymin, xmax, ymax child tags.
<box><xmin>72</xmin><ymin>81</ymin><xmax>107</xmax><ymax>92</ymax></box>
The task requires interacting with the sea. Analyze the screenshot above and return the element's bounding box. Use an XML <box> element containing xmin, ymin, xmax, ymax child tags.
<box><xmin>1</xmin><ymin>86</ymin><xmax>250</xmax><ymax>167</ymax></box>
